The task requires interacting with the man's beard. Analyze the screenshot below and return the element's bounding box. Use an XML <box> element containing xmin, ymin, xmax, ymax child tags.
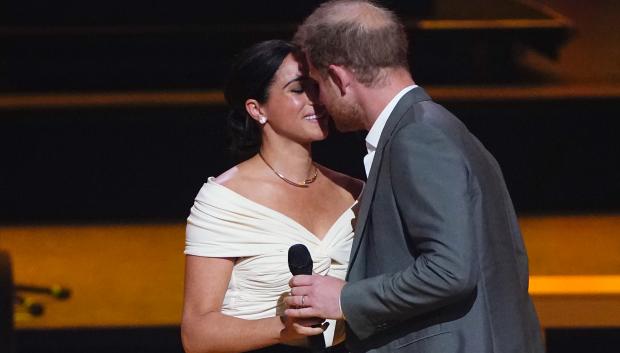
<box><xmin>328</xmin><ymin>99</ymin><xmax>365</xmax><ymax>132</ymax></box>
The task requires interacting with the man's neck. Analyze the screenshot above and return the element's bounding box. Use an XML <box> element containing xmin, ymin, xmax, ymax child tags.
<box><xmin>356</xmin><ymin>68</ymin><xmax>415</xmax><ymax>130</ymax></box>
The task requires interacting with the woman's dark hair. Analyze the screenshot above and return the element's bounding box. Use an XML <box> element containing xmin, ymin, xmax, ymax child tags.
<box><xmin>224</xmin><ymin>39</ymin><xmax>297</xmax><ymax>162</ymax></box>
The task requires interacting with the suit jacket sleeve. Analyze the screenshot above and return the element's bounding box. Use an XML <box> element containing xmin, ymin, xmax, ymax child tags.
<box><xmin>341</xmin><ymin>122</ymin><xmax>479</xmax><ymax>340</ymax></box>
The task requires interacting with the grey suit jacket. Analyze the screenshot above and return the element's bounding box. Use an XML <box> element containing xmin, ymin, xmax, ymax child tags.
<box><xmin>341</xmin><ymin>88</ymin><xmax>544</xmax><ymax>353</ymax></box>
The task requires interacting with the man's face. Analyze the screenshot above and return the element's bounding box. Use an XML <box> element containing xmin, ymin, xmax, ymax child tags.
<box><xmin>306</xmin><ymin>60</ymin><xmax>365</xmax><ymax>132</ymax></box>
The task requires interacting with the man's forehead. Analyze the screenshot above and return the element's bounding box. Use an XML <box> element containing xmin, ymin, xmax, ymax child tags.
<box><xmin>306</xmin><ymin>61</ymin><xmax>322</xmax><ymax>81</ymax></box>
<box><xmin>294</xmin><ymin>51</ymin><xmax>324</xmax><ymax>83</ymax></box>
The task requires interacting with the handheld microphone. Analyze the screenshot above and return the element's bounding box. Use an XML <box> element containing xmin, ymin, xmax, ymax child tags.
<box><xmin>288</xmin><ymin>244</ymin><xmax>326</xmax><ymax>352</ymax></box>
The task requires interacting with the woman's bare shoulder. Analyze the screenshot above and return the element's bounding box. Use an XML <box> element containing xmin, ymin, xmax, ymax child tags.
<box><xmin>214</xmin><ymin>158</ymin><xmax>249</xmax><ymax>185</ymax></box>
<box><xmin>318</xmin><ymin>165</ymin><xmax>364</xmax><ymax>199</ymax></box>
<box><xmin>213</xmin><ymin>166</ymin><xmax>239</xmax><ymax>185</ymax></box>
<box><xmin>213</xmin><ymin>156</ymin><xmax>272</xmax><ymax>198</ymax></box>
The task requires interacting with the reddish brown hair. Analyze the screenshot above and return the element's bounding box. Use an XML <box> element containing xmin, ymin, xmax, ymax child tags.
<box><xmin>294</xmin><ymin>0</ymin><xmax>409</xmax><ymax>86</ymax></box>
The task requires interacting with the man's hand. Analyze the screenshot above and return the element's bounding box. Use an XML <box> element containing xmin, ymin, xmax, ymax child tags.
<box><xmin>284</xmin><ymin>275</ymin><xmax>346</xmax><ymax>320</ymax></box>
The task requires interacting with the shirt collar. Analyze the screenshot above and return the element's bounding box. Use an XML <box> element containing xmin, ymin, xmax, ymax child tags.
<box><xmin>365</xmin><ymin>85</ymin><xmax>417</xmax><ymax>152</ymax></box>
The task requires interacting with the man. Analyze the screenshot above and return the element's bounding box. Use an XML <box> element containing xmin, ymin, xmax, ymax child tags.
<box><xmin>284</xmin><ymin>1</ymin><xmax>545</xmax><ymax>352</ymax></box>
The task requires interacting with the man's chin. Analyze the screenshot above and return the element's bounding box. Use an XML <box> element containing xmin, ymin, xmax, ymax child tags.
<box><xmin>329</xmin><ymin>106</ymin><xmax>365</xmax><ymax>132</ymax></box>
<box><xmin>333</xmin><ymin>120</ymin><xmax>363</xmax><ymax>133</ymax></box>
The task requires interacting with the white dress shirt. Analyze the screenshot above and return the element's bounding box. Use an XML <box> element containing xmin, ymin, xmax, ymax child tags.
<box><xmin>363</xmin><ymin>85</ymin><xmax>417</xmax><ymax>176</ymax></box>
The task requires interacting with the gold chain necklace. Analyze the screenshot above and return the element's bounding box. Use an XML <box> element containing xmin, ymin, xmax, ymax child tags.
<box><xmin>258</xmin><ymin>152</ymin><xmax>318</xmax><ymax>188</ymax></box>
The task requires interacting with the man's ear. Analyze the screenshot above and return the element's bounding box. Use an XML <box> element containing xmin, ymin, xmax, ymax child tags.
<box><xmin>245</xmin><ymin>99</ymin><xmax>265</xmax><ymax>122</ymax></box>
<box><xmin>327</xmin><ymin>64</ymin><xmax>352</xmax><ymax>96</ymax></box>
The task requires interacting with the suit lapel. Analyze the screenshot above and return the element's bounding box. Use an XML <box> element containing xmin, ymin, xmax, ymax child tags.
<box><xmin>347</xmin><ymin>87</ymin><xmax>431</xmax><ymax>275</ymax></box>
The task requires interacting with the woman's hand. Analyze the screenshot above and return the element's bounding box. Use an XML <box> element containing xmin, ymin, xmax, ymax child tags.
<box><xmin>279</xmin><ymin>315</ymin><xmax>329</xmax><ymax>344</ymax></box>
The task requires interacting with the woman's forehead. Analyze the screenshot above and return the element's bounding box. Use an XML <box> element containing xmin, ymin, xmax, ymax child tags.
<box><xmin>274</xmin><ymin>54</ymin><xmax>304</xmax><ymax>83</ymax></box>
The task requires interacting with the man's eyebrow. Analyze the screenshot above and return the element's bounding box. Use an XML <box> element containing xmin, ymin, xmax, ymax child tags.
<box><xmin>282</xmin><ymin>75</ymin><xmax>305</xmax><ymax>88</ymax></box>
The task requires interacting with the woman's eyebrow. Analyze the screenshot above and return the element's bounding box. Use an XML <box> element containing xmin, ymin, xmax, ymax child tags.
<box><xmin>282</xmin><ymin>75</ymin><xmax>305</xmax><ymax>88</ymax></box>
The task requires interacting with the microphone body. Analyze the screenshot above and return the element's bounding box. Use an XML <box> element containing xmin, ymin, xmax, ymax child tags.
<box><xmin>288</xmin><ymin>244</ymin><xmax>326</xmax><ymax>353</ymax></box>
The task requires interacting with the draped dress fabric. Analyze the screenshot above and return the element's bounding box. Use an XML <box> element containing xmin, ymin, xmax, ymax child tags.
<box><xmin>185</xmin><ymin>177</ymin><xmax>357</xmax><ymax>346</ymax></box>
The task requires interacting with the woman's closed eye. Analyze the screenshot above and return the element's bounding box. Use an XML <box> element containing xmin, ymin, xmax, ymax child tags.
<box><xmin>290</xmin><ymin>86</ymin><xmax>305</xmax><ymax>94</ymax></box>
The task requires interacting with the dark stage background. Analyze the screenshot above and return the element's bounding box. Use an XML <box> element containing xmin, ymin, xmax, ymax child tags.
<box><xmin>1</xmin><ymin>95</ymin><xmax>619</xmax><ymax>224</ymax></box>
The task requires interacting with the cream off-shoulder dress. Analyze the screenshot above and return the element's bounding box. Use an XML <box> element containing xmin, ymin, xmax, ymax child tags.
<box><xmin>185</xmin><ymin>177</ymin><xmax>357</xmax><ymax>347</ymax></box>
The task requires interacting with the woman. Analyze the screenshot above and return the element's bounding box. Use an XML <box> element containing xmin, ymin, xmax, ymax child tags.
<box><xmin>181</xmin><ymin>40</ymin><xmax>362</xmax><ymax>353</ymax></box>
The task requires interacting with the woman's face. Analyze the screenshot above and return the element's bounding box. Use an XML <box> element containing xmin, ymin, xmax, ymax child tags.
<box><xmin>260</xmin><ymin>53</ymin><xmax>328</xmax><ymax>144</ymax></box>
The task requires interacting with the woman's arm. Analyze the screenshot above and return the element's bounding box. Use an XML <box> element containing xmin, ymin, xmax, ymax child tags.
<box><xmin>181</xmin><ymin>255</ymin><xmax>323</xmax><ymax>353</ymax></box>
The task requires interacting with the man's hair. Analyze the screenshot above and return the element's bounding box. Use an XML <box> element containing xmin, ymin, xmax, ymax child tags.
<box><xmin>294</xmin><ymin>0</ymin><xmax>409</xmax><ymax>86</ymax></box>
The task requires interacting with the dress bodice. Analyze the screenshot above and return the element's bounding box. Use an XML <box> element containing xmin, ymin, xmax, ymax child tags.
<box><xmin>185</xmin><ymin>178</ymin><xmax>357</xmax><ymax>346</ymax></box>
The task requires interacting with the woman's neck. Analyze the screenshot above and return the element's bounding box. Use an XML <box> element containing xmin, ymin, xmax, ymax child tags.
<box><xmin>258</xmin><ymin>139</ymin><xmax>315</xmax><ymax>183</ymax></box>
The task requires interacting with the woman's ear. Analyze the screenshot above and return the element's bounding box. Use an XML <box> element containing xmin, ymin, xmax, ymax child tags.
<box><xmin>328</xmin><ymin>64</ymin><xmax>352</xmax><ymax>96</ymax></box>
<box><xmin>245</xmin><ymin>99</ymin><xmax>267</xmax><ymax>124</ymax></box>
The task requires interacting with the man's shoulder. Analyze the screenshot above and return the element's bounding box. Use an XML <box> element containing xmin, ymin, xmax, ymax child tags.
<box><xmin>395</xmin><ymin>99</ymin><xmax>467</xmax><ymax>138</ymax></box>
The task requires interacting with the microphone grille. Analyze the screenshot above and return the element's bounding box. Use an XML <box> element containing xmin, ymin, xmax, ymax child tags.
<box><xmin>288</xmin><ymin>244</ymin><xmax>313</xmax><ymax>274</ymax></box>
